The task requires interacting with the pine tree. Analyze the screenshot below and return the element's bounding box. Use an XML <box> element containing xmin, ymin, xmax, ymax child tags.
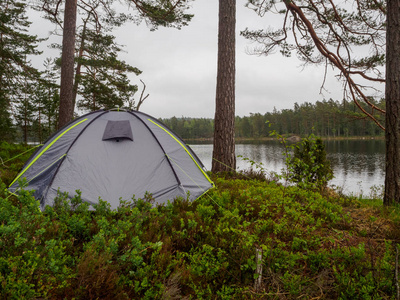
<box><xmin>40</xmin><ymin>58</ymin><xmax>60</xmax><ymax>138</ymax></box>
<box><xmin>212</xmin><ymin>0</ymin><xmax>236</xmax><ymax>173</ymax></box>
<box><xmin>384</xmin><ymin>0</ymin><xmax>400</xmax><ymax>204</ymax></box>
<box><xmin>0</xmin><ymin>0</ymin><xmax>42</xmax><ymax>141</ymax></box>
<box><xmin>242</xmin><ymin>0</ymin><xmax>400</xmax><ymax>204</ymax></box>
<box><xmin>40</xmin><ymin>0</ymin><xmax>194</xmax><ymax>127</ymax></box>
<box><xmin>74</xmin><ymin>28</ymin><xmax>141</xmax><ymax>111</ymax></box>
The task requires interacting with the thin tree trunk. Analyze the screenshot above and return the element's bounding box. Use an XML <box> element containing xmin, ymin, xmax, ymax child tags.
<box><xmin>212</xmin><ymin>0</ymin><xmax>236</xmax><ymax>173</ymax></box>
<box><xmin>58</xmin><ymin>0</ymin><xmax>77</xmax><ymax>129</ymax></box>
<box><xmin>72</xmin><ymin>16</ymin><xmax>90</xmax><ymax>108</ymax></box>
<box><xmin>24</xmin><ymin>99</ymin><xmax>27</xmax><ymax>145</ymax></box>
<box><xmin>384</xmin><ymin>0</ymin><xmax>400</xmax><ymax>205</ymax></box>
<box><xmin>38</xmin><ymin>104</ymin><xmax>42</xmax><ymax>143</ymax></box>
<box><xmin>48</xmin><ymin>87</ymin><xmax>52</xmax><ymax>134</ymax></box>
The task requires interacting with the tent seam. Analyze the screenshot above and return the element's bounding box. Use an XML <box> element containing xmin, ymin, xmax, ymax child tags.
<box><xmin>43</xmin><ymin>111</ymin><xmax>109</xmax><ymax>203</ymax></box>
<box><xmin>127</xmin><ymin>110</ymin><xmax>182</xmax><ymax>186</ymax></box>
<box><xmin>9</xmin><ymin>119</ymin><xmax>89</xmax><ymax>187</ymax></box>
<box><xmin>147</xmin><ymin>119</ymin><xmax>214</xmax><ymax>187</ymax></box>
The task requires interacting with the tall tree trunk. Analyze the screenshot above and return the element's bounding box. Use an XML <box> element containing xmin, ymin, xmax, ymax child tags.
<box><xmin>58</xmin><ymin>0</ymin><xmax>77</xmax><ymax>129</ymax></box>
<box><xmin>384</xmin><ymin>0</ymin><xmax>400</xmax><ymax>205</ymax></box>
<box><xmin>212</xmin><ymin>0</ymin><xmax>236</xmax><ymax>173</ymax></box>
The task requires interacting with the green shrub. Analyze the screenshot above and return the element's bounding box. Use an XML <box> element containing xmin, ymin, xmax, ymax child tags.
<box><xmin>290</xmin><ymin>135</ymin><xmax>334</xmax><ymax>189</ymax></box>
<box><xmin>0</xmin><ymin>151</ymin><xmax>398</xmax><ymax>299</ymax></box>
<box><xmin>270</xmin><ymin>130</ymin><xmax>334</xmax><ymax>191</ymax></box>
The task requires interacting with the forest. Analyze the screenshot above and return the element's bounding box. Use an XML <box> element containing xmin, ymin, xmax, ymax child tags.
<box><xmin>1</xmin><ymin>0</ymin><xmax>387</xmax><ymax>145</ymax></box>
<box><xmin>6</xmin><ymin>97</ymin><xmax>385</xmax><ymax>144</ymax></box>
<box><xmin>1</xmin><ymin>0</ymin><xmax>190</xmax><ymax>144</ymax></box>
<box><xmin>161</xmin><ymin>98</ymin><xmax>385</xmax><ymax>140</ymax></box>
<box><xmin>2</xmin><ymin>0</ymin><xmax>400</xmax><ymax>298</ymax></box>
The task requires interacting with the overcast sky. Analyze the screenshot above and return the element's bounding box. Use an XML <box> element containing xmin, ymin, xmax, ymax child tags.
<box><xmin>30</xmin><ymin>0</ymin><xmax>347</xmax><ymax>119</ymax></box>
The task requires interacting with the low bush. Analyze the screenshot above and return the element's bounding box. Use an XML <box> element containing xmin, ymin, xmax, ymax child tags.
<box><xmin>0</xmin><ymin>141</ymin><xmax>398</xmax><ymax>299</ymax></box>
<box><xmin>0</xmin><ymin>175</ymin><xmax>398</xmax><ymax>299</ymax></box>
<box><xmin>0</xmin><ymin>142</ymin><xmax>37</xmax><ymax>186</ymax></box>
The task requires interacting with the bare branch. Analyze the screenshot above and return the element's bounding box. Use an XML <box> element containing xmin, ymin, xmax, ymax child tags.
<box><xmin>136</xmin><ymin>79</ymin><xmax>149</xmax><ymax>111</ymax></box>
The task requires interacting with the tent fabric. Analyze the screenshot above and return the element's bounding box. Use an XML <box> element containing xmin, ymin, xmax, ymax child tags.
<box><xmin>9</xmin><ymin>110</ymin><xmax>214</xmax><ymax>210</ymax></box>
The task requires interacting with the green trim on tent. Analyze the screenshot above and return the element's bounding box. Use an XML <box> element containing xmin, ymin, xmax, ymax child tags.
<box><xmin>148</xmin><ymin>119</ymin><xmax>214</xmax><ymax>187</ymax></box>
<box><xmin>9</xmin><ymin>119</ymin><xmax>88</xmax><ymax>187</ymax></box>
<box><xmin>166</xmin><ymin>153</ymin><xmax>215</xmax><ymax>197</ymax></box>
<box><xmin>10</xmin><ymin>154</ymin><xmax>67</xmax><ymax>193</ymax></box>
<box><xmin>26</xmin><ymin>154</ymin><xmax>67</xmax><ymax>185</ymax></box>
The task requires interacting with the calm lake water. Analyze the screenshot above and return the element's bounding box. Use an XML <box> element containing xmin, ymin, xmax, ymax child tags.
<box><xmin>189</xmin><ymin>139</ymin><xmax>385</xmax><ymax>197</ymax></box>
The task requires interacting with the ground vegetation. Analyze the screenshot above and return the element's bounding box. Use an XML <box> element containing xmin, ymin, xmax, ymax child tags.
<box><xmin>0</xmin><ymin>142</ymin><xmax>399</xmax><ymax>299</ymax></box>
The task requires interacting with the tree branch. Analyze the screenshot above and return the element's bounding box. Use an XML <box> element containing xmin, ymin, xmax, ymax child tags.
<box><xmin>136</xmin><ymin>79</ymin><xmax>149</xmax><ymax>111</ymax></box>
<box><xmin>282</xmin><ymin>0</ymin><xmax>385</xmax><ymax>128</ymax></box>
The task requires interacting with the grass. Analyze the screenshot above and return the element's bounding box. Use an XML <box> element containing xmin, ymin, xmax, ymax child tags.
<box><xmin>0</xmin><ymin>142</ymin><xmax>38</xmax><ymax>186</ymax></box>
<box><xmin>0</xmin><ymin>142</ymin><xmax>399</xmax><ymax>299</ymax></box>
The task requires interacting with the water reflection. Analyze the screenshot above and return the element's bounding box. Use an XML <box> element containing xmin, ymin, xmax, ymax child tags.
<box><xmin>189</xmin><ymin>139</ymin><xmax>385</xmax><ymax>196</ymax></box>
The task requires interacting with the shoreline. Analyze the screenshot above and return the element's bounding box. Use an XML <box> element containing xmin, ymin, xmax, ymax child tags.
<box><xmin>186</xmin><ymin>135</ymin><xmax>385</xmax><ymax>144</ymax></box>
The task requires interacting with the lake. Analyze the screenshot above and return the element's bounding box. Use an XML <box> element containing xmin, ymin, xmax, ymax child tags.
<box><xmin>189</xmin><ymin>139</ymin><xmax>385</xmax><ymax>197</ymax></box>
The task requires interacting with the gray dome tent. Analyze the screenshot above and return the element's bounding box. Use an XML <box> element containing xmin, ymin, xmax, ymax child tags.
<box><xmin>9</xmin><ymin>109</ymin><xmax>214</xmax><ymax>210</ymax></box>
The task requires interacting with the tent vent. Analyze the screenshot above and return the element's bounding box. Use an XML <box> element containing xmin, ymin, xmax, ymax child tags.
<box><xmin>102</xmin><ymin>120</ymin><xmax>133</xmax><ymax>142</ymax></box>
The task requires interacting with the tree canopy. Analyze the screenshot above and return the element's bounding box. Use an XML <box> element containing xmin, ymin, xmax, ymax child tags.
<box><xmin>0</xmin><ymin>0</ymin><xmax>43</xmax><ymax>141</ymax></box>
<box><xmin>242</xmin><ymin>0</ymin><xmax>386</xmax><ymax>129</ymax></box>
<box><xmin>37</xmin><ymin>0</ymin><xmax>194</xmax><ymax>127</ymax></box>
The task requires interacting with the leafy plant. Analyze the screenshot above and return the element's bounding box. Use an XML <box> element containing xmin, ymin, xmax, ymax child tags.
<box><xmin>270</xmin><ymin>128</ymin><xmax>333</xmax><ymax>190</ymax></box>
<box><xmin>290</xmin><ymin>134</ymin><xmax>334</xmax><ymax>190</ymax></box>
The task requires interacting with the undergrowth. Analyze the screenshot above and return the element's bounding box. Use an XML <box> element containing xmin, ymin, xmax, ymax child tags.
<box><xmin>0</xmin><ymin>142</ymin><xmax>36</xmax><ymax>186</ymax></box>
<box><xmin>1</xmin><ymin>142</ymin><xmax>399</xmax><ymax>299</ymax></box>
<box><xmin>0</xmin><ymin>175</ymin><xmax>399</xmax><ymax>299</ymax></box>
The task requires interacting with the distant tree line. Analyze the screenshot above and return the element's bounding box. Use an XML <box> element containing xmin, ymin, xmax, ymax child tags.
<box><xmin>161</xmin><ymin>117</ymin><xmax>214</xmax><ymax>140</ymax></box>
<box><xmin>239</xmin><ymin>98</ymin><xmax>385</xmax><ymax>138</ymax></box>
<box><xmin>10</xmin><ymin>97</ymin><xmax>384</xmax><ymax>143</ymax></box>
<box><xmin>162</xmin><ymin>98</ymin><xmax>385</xmax><ymax>140</ymax></box>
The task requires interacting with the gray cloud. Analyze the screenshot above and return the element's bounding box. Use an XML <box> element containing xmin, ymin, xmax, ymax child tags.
<box><xmin>29</xmin><ymin>0</ymin><xmax>352</xmax><ymax>119</ymax></box>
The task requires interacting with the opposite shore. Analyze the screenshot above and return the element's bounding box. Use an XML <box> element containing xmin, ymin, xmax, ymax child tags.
<box><xmin>186</xmin><ymin>135</ymin><xmax>385</xmax><ymax>144</ymax></box>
